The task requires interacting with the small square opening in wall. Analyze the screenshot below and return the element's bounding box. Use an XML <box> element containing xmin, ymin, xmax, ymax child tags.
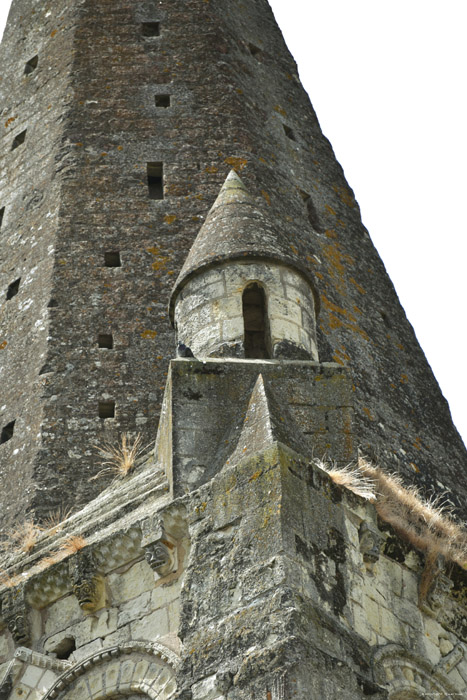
<box><xmin>142</xmin><ymin>21</ymin><xmax>160</xmax><ymax>37</ymax></box>
<box><xmin>283</xmin><ymin>124</ymin><xmax>296</xmax><ymax>141</ymax></box>
<box><xmin>155</xmin><ymin>94</ymin><xmax>171</xmax><ymax>108</ymax></box>
<box><xmin>147</xmin><ymin>162</ymin><xmax>164</xmax><ymax>200</ymax></box>
<box><xmin>98</xmin><ymin>401</ymin><xmax>115</xmax><ymax>419</ymax></box>
<box><xmin>248</xmin><ymin>43</ymin><xmax>262</xmax><ymax>60</ymax></box>
<box><xmin>6</xmin><ymin>278</ymin><xmax>20</xmax><ymax>300</ymax></box>
<box><xmin>98</xmin><ymin>333</ymin><xmax>113</xmax><ymax>349</ymax></box>
<box><xmin>12</xmin><ymin>129</ymin><xmax>27</xmax><ymax>150</ymax></box>
<box><xmin>24</xmin><ymin>55</ymin><xmax>39</xmax><ymax>75</ymax></box>
<box><xmin>104</xmin><ymin>251</ymin><xmax>121</xmax><ymax>267</ymax></box>
<box><xmin>0</xmin><ymin>420</ymin><xmax>15</xmax><ymax>445</ymax></box>
<box><xmin>0</xmin><ymin>207</ymin><xmax>4</xmax><ymax>229</ymax></box>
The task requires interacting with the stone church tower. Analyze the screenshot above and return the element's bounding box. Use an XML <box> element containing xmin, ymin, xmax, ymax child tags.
<box><xmin>1</xmin><ymin>1</ymin><xmax>466</xmax><ymax>698</ymax></box>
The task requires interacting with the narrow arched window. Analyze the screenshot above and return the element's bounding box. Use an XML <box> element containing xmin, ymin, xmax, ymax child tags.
<box><xmin>242</xmin><ymin>282</ymin><xmax>270</xmax><ymax>359</ymax></box>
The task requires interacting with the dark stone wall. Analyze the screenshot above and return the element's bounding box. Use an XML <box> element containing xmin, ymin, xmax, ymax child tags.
<box><xmin>0</xmin><ymin>0</ymin><xmax>465</xmax><ymax>530</ymax></box>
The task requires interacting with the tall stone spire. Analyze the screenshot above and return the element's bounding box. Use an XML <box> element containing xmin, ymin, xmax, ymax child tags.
<box><xmin>0</xmin><ymin>0</ymin><xmax>465</xmax><ymax>535</ymax></box>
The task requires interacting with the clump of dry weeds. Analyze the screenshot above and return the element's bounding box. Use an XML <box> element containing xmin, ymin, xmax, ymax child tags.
<box><xmin>358</xmin><ymin>457</ymin><xmax>467</xmax><ymax>568</ymax></box>
<box><xmin>314</xmin><ymin>458</ymin><xmax>376</xmax><ymax>501</ymax></box>
<box><xmin>42</xmin><ymin>506</ymin><xmax>73</xmax><ymax>535</ymax></box>
<box><xmin>91</xmin><ymin>433</ymin><xmax>148</xmax><ymax>481</ymax></box>
<box><xmin>59</xmin><ymin>535</ymin><xmax>87</xmax><ymax>556</ymax></box>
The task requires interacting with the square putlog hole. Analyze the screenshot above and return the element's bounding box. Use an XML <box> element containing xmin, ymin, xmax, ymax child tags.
<box><xmin>11</xmin><ymin>129</ymin><xmax>27</xmax><ymax>150</ymax></box>
<box><xmin>98</xmin><ymin>401</ymin><xmax>115</xmax><ymax>419</ymax></box>
<box><xmin>98</xmin><ymin>333</ymin><xmax>113</xmax><ymax>349</ymax></box>
<box><xmin>142</xmin><ymin>21</ymin><xmax>160</xmax><ymax>37</ymax></box>
<box><xmin>24</xmin><ymin>55</ymin><xmax>39</xmax><ymax>75</ymax></box>
<box><xmin>1</xmin><ymin>420</ymin><xmax>15</xmax><ymax>445</ymax></box>
<box><xmin>104</xmin><ymin>251</ymin><xmax>121</xmax><ymax>267</ymax></box>
<box><xmin>155</xmin><ymin>94</ymin><xmax>171</xmax><ymax>108</ymax></box>
<box><xmin>6</xmin><ymin>278</ymin><xmax>20</xmax><ymax>300</ymax></box>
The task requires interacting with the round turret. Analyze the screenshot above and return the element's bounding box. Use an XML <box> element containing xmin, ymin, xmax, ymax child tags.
<box><xmin>170</xmin><ymin>172</ymin><xmax>319</xmax><ymax>361</ymax></box>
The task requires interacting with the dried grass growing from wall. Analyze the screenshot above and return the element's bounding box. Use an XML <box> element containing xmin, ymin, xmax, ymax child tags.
<box><xmin>315</xmin><ymin>456</ymin><xmax>467</xmax><ymax>568</ymax></box>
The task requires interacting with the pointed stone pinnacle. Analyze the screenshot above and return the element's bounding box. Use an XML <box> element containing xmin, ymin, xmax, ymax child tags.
<box><xmin>209</xmin><ymin>168</ymin><xmax>251</xmax><ymax>210</ymax></box>
<box><xmin>226</xmin><ymin>374</ymin><xmax>309</xmax><ymax>467</ymax></box>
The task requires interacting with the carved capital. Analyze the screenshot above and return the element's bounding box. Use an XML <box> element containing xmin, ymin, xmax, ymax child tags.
<box><xmin>70</xmin><ymin>550</ymin><xmax>105</xmax><ymax>613</ymax></box>
<box><xmin>141</xmin><ymin>515</ymin><xmax>177</xmax><ymax>576</ymax></box>
<box><xmin>359</xmin><ymin>522</ymin><xmax>381</xmax><ymax>569</ymax></box>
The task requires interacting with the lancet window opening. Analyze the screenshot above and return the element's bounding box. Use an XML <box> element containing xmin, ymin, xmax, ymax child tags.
<box><xmin>242</xmin><ymin>282</ymin><xmax>271</xmax><ymax>359</ymax></box>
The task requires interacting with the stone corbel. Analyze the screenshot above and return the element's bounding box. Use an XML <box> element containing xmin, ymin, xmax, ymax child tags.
<box><xmin>70</xmin><ymin>550</ymin><xmax>105</xmax><ymax>613</ymax></box>
<box><xmin>0</xmin><ymin>586</ymin><xmax>30</xmax><ymax>647</ymax></box>
<box><xmin>141</xmin><ymin>515</ymin><xmax>177</xmax><ymax>577</ymax></box>
<box><xmin>419</xmin><ymin>554</ymin><xmax>453</xmax><ymax>617</ymax></box>
<box><xmin>359</xmin><ymin>522</ymin><xmax>382</xmax><ymax>571</ymax></box>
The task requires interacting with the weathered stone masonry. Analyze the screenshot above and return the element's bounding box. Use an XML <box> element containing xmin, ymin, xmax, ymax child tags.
<box><xmin>1</xmin><ymin>0</ymin><xmax>466</xmax><ymax>531</ymax></box>
<box><xmin>1</xmin><ymin>0</ymin><xmax>467</xmax><ymax>698</ymax></box>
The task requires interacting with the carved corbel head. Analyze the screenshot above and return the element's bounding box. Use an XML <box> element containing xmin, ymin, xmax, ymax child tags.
<box><xmin>419</xmin><ymin>553</ymin><xmax>454</xmax><ymax>616</ymax></box>
<box><xmin>359</xmin><ymin>522</ymin><xmax>382</xmax><ymax>570</ymax></box>
<box><xmin>70</xmin><ymin>550</ymin><xmax>105</xmax><ymax>613</ymax></box>
<box><xmin>1</xmin><ymin>587</ymin><xmax>30</xmax><ymax>647</ymax></box>
<box><xmin>427</xmin><ymin>570</ymin><xmax>454</xmax><ymax>614</ymax></box>
<box><xmin>141</xmin><ymin>515</ymin><xmax>177</xmax><ymax>577</ymax></box>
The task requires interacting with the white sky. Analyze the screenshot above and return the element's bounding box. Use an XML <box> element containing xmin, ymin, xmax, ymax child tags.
<box><xmin>1</xmin><ymin>1</ymin><xmax>466</xmax><ymax>446</ymax></box>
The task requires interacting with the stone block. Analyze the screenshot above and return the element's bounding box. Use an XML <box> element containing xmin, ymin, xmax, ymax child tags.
<box><xmin>130</xmin><ymin>607</ymin><xmax>169</xmax><ymax>641</ymax></box>
<box><xmin>44</xmin><ymin>593</ymin><xmax>82</xmax><ymax>635</ymax></box>
<box><xmin>108</xmin><ymin>560</ymin><xmax>155</xmax><ymax>604</ymax></box>
<box><xmin>117</xmin><ymin>590</ymin><xmax>152</xmax><ymax>626</ymax></box>
<box><xmin>221</xmin><ymin>317</ymin><xmax>243</xmax><ymax>342</ymax></box>
<box><xmin>71</xmin><ymin>637</ymin><xmax>103</xmax><ymax>662</ymax></box>
<box><xmin>151</xmin><ymin>580</ymin><xmax>181</xmax><ymax>609</ymax></box>
<box><xmin>103</xmin><ymin>625</ymin><xmax>132</xmax><ymax>646</ymax></box>
<box><xmin>21</xmin><ymin>665</ymin><xmax>44</xmax><ymax>688</ymax></box>
<box><xmin>65</xmin><ymin>680</ymin><xmax>91</xmax><ymax>700</ymax></box>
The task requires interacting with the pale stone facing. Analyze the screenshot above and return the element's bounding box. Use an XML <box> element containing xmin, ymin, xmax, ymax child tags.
<box><xmin>174</xmin><ymin>260</ymin><xmax>319</xmax><ymax>359</ymax></box>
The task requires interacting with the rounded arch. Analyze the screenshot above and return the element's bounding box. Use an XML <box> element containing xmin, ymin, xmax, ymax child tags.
<box><xmin>372</xmin><ymin>644</ymin><xmax>459</xmax><ymax>700</ymax></box>
<box><xmin>43</xmin><ymin>641</ymin><xmax>179</xmax><ymax>700</ymax></box>
<box><xmin>242</xmin><ymin>281</ymin><xmax>271</xmax><ymax>359</ymax></box>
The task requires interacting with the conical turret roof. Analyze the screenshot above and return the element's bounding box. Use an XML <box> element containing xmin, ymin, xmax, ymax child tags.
<box><xmin>169</xmin><ymin>170</ymin><xmax>318</xmax><ymax>323</ymax></box>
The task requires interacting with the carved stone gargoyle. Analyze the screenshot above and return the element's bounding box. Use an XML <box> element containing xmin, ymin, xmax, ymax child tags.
<box><xmin>1</xmin><ymin>586</ymin><xmax>30</xmax><ymax>647</ymax></box>
<box><xmin>359</xmin><ymin>521</ymin><xmax>382</xmax><ymax>571</ymax></box>
<box><xmin>70</xmin><ymin>549</ymin><xmax>105</xmax><ymax>613</ymax></box>
<box><xmin>141</xmin><ymin>515</ymin><xmax>177</xmax><ymax>577</ymax></box>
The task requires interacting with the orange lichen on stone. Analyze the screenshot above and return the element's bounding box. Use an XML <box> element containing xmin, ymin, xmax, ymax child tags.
<box><xmin>164</xmin><ymin>214</ymin><xmax>177</xmax><ymax>225</ymax></box>
<box><xmin>0</xmin><ymin>340</ymin><xmax>7</xmax><ymax>350</ymax></box>
<box><xmin>4</xmin><ymin>116</ymin><xmax>17</xmax><ymax>128</ymax></box>
<box><xmin>274</xmin><ymin>104</ymin><xmax>287</xmax><ymax>116</ymax></box>
<box><xmin>224</xmin><ymin>156</ymin><xmax>248</xmax><ymax>171</ymax></box>
<box><xmin>363</xmin><ymin>407</ymin><xmax>374</xmax><ymax>421</ymax></box>
<box><xmin>400</xmin><ymin>374</ymin><xmax>409</xmax><ymax>384</ymax></box>
<box><xmin>205</xmin><ymin>166</ymin><xmax>218</xmax><ymax>173</ymax></box>
<box><xmin>141</xmin><ymin>329</ymin><xmax>157</xmax><ymax>339</ymax></box>
<box><xmin>333</xmin><ymin>184</ymin><xmax>355</xmax><ymax>208</ymax></box>
<box><xmin>349</xmin><ymin>277</ymin><xmax>366</xmax><ymax>294</ymax></box>
<box><xmin>413</xmin><ymin>436</ymin><xmax>422</xmax><ymax>450</ymax></box>
<box><xmin>332</xmin><ymin>346</ymin><xmax>350</xmax><ymax>366</ymax></box>
<box><xmin>325</xmin><ymin>204</ymin><xmax>336</xmax><ymax>216</ymax></box>
<box><xmin>147</xmin><ymin>246</ymin><xmax>171</xmax><ymax>271</ymax></box>
<box><xmin>261</xmin><ymin>190</ymin><xmax>271</xmax><ymax>206</ymax></box>
<box><xmin>50</xmin><ymin>29</ymin><xmax>57</xmax><ymax>37</ymax></box>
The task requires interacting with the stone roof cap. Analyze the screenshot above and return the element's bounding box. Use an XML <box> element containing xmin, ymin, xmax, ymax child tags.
<box><xmin>225</xmin><ymin>373</ymin><xmax>310</xmax><ymax>467</ymax></box>
<box><xmin>169</xmin><ymin>170</ymin><xmax>319</xmax><ymax>324</ymax></box>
